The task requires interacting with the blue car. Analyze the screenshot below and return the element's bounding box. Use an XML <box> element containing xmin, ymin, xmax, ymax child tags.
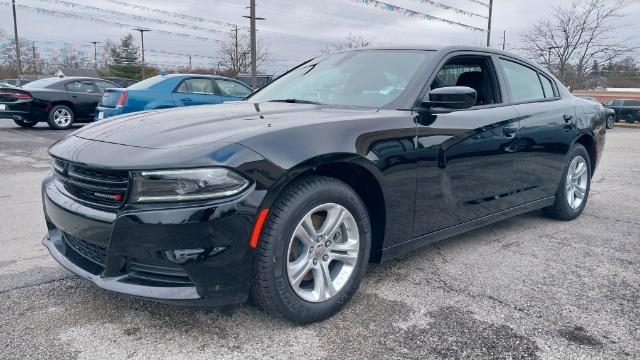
<box><xmin>95</xmin><ymin>74</ymin><xmax>253</xmax><ymax>120</ymax></box>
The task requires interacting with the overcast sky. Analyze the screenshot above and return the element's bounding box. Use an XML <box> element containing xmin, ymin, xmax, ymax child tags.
<box><xmin>2</xmin><ymin>0</ymin><xmax>640</xmax><ymax>74</ymax></box>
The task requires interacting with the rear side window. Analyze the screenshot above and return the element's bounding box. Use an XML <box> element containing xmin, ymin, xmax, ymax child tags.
<box><xmin>65</xmin><ymin>80</ymin><xmax>95</xmax><ymax>93</ymax></box>
<box><xmin>216</xmin><ymin>79</ymin><xmax>252</xmax><ymax>97</ymax></box>
<box><xmin>500</xmin><ymin>59</ymin><xmax>544</xmax><ymax>102</ymax></box>
<box><xmin>623</xmin><ymin>100</ymin><xmax>640</xmax><ymax>106</ymax></box>
<box><xmin>175</xmin><ymin>78</ymin><xmax>215</xmax><ymax>95</ymax></box>
<box><xmin>540</xmin><ymin>75</ymin><xmax>556</xmax><ymax>98</ymax></box>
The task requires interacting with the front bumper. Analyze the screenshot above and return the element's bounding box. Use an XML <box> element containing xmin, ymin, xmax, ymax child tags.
<box><xmin>42</xmin><ymin>174</ymin><xmax>263</xmax><ymax>306</ymax></box>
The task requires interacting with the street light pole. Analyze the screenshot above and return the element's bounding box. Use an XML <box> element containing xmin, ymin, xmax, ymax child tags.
<box><xmin>11</xmin><ymin>0</ymin><xmax>22</xmax><ymax>86</ymax></box>
<box><xmin>486</xmin><ymin>0</ymin><xmax>494</xmax><ymax>47</ymax></box>
<box><xmin>91</xmin><ymin>41</ymin><xmax>101</xmax><ymax>69</ymax></box>
<box><xmin>243</xmin><ymin>1</ymin><xmax>265</xmax><ymax>88</ymax></box>
<box><xmin>133</xmin><ymin>28</ymin><xmax>151</xmax><ymax>79</ymax></box>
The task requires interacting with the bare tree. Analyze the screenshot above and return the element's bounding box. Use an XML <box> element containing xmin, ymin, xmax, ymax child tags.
<box><xmin>521</xmin><ymin>0</ymin><xmax>637</xmax><ymax>89</ymax></box>
<box><xmin>320</xmin><ymin>33</ymin><xmax>375</xmax><ymax>55</ymax></box>
<box><xmin>217</xmin><ymin>30</ymin><xmax>271</xmax><ymax>76</ymax></box>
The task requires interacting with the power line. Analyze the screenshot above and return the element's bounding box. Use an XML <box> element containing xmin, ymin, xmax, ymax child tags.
<box><xmin>32</xmin><ymin>0</ymin><xmax>231</xmax><ymax>36</ymax></box>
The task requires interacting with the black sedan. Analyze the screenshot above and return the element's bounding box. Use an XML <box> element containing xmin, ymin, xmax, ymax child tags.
<box><xmin>0</xmin><ymin>77</ymin><xmax>118</xmax><ymax>129</ymax></box>
<box><xmin>42</xmin><ymin>46</ymin><xmax>606</xmax><ymax>323</ymax></box>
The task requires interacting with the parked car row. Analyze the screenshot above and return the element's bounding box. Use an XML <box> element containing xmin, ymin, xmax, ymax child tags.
<box><xmin>578</xmin><ymin>96</ymin><xmax>640</xmax><ymax>127</ymax></box>
<box><xmin>0</xmin><ymin>74</ymin><xmax>253</xmax><ymax>129</ymax></box>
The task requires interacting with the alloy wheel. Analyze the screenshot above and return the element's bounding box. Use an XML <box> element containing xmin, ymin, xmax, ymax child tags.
<box><xmin>565</xmin><ymin>155</ymin><xmax>588</xmax><ymax>209</ymax></box>
<box><xmin>53</xmin><ymin>108</ymin><xmax>72</xmax><ymax>127</ymax></box>
<box><xmin>286</xmin><ymin>203</ymin><xmax>360</xmax><ymax>303</ymax></box>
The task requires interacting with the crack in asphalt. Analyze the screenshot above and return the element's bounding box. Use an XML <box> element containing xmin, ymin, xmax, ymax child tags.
<box><xmin>0</xmin><ymin>276</ymin><xmax>75</xmax><ymax>296</ymax></box>
<box><xmin>583</xmin><ymin>212</ymin><xmax>640</xmax><ymax>226</ymax></box>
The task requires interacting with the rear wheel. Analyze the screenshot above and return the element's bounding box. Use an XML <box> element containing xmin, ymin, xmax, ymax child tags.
<box><xmin>251</xmin><ymin>176</ymin><xmax>371</xmax><ymax>324</ymax></box>
<box><xmin>543</xmin><ymin>144</ymin><xmax>591</xmax><ymax>221</ymax></box>
<box><xmin>13</xmin><ymin>117</ymin><xmax>37</xmax><ymax>128</ymax></box>
<box><xmin>625</xmin><ymin>114</ymin><xmax>636</xmax><ymax>124</ymax></box>
<box><xmin>46</xmin><ymin>105</ymin><xmax>74</xmax><ymax>130</ymax></box>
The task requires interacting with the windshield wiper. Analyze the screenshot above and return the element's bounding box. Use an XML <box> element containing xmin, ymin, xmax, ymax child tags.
<box><xmin>267</xmin><ymin>99</ymin><xmax>324</xmax><ymax>105</ymax></box>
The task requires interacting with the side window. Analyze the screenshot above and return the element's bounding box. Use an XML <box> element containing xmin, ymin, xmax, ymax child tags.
<box><xmin>612</xmin><ymin>100</ymin><xmax>623</xmax><ymax>106</ymax></box>
<box><xmin>540</xmin><ymin>75</ymin><xmax>556</xmax><ymax>98</ymax></box>
<box><xmin>65</xmin><ymin>80</ymin><xmax>95</xmax><ymax>93</ymax></box>
<box><xmin>430</xmin><ymin>56</ymin><xmax>500</xmax><ymax>106</ymax></box>
<box><xmin>500</xmin><ymin>59</ymin><xmax>544</xmax><ymax>102</ymax></box>
<box><xmin>95</xmin><ymin>80</ymin><xmax>116</xmax><ymax>92</ymax></box>
<box><xmin>604</xmin><ymin>100</ymin><xmax>613</xmax><ymax>106</ymax></box>
<box><xmin>216</xmin><ymin>79</ymin><xmax>252</xmax><ymax>97</ymax></box>
<box><xmin>623</xmin><ymin>100</ymin><xmax>640</xmax><ymax>106</ymax></box>
<box><xmin>174</xmin><ymin>78</ymin><xmax>215</xmax><ymax>95</ymax></box>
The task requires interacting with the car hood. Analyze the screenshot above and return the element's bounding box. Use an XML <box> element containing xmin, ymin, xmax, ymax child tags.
<box><xmin>74</xmin><ymin>101</ymin><xmax>379</xmax><ymax>149</ymax></box>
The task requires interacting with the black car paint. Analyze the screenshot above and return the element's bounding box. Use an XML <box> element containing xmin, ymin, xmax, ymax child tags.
<box><xmin>0</xmin><ymin>77</ymin><xmax>117</xmax><ymax>122</ymax></box>
<box><xmin>604</xmin><ymin>99</ymin><xmax>640</xmax><ymax>122</ymax></box>
<box><xmin>42</xmin><ymin>46</ymin><xmax>606</xmax><ymax>306</ymax></box>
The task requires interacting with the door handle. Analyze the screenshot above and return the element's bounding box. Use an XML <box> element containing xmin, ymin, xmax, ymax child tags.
<box><xmin>563</xmin><ymin>114</ymin><xmax>573</xmax><ymax>123</ymax></box>
<box><xmin>503</xmin><ymin>125</ymin><xmax>518</xmax><ymax>138</ymax></box>
<box><xmin>181</xmin><ymin>97</ymin><xmax>192</xmax><ymax>102</ymax></box>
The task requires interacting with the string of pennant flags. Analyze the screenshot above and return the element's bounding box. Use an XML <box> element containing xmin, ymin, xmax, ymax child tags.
<box><xmin>103</xmin><ymin>0</ymin><xmax>246</xmax><ymax>30</ymax></box>
<box><xmin>33</xmin><ymin>0</ymin><xmax>230</xmax><ymax>37</ymax></box>
<box><xmin>351</xmin><ymin>0</ymin><xmax>486</xmax><ymax>32</ymax></box>
<box><xmin>0</xmin><ymin>2</ymin><xmax>223</xmax><ymax>43</ymax></box>
<box><xmin>467</xmin><ymin>0</ymin><xmax>491</xmax><ymax>9</ymax></box>
<box><xmin>408</xmin><ymin>0</ymin><xmax>488</xmax><ymax>20</ymax></box>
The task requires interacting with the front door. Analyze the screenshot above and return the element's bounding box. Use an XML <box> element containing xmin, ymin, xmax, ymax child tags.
<box><xmin>64</xmin><ymin>80</ymin><xmax>101</xmax><ymax>118</ymax></box>
<box><xmin>413</xmin><ymin>54</ymin><xmax>522</xmax><ymax>237</ymax></box>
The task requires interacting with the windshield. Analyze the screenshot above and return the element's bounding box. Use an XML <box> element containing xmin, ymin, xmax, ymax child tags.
<box><xmin>23</xmin><ymin>78</ymin><xmax>61</xmax><ymax>89</ymax></box>
<box><xmin>249</xmin><ymin>50</ymin><xmax>432</xmax><ymax>107</ymax></box>
<box><xmin>128</xmin><ymin>75</ymin><xmax>167</xmax><ymax>89</ymax></box>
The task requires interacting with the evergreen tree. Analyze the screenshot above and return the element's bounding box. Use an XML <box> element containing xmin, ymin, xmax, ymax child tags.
<box><xmin>110</xmin><ymin>34</ymin><xmax>141</xmax><ymax>80</ymax></box>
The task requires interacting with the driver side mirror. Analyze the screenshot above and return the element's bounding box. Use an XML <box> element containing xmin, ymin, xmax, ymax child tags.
<box><xmin>421</xmin><ymin>86</ymin><xmax>477</xmax><ymax>111</ymax></box>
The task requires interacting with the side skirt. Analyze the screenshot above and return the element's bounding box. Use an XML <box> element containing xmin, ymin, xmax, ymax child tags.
<box><xmin>380</xmin><ymin>197</ymin><xmax>555</xmax><ymax>262</ymax></box>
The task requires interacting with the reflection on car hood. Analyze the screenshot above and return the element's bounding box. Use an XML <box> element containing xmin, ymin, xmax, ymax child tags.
<box><xmin>74</xmin><ymin>102</ymin><xmax>378</xmax><ymax>149</ymax></box>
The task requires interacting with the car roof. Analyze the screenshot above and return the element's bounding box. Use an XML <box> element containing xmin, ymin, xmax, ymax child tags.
<box><xmin>160</xmin><ymin>74</ymin><xmax>240</xmax><ymax>81</ymax></box>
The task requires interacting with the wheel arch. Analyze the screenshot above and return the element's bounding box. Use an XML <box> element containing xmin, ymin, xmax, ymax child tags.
<box><xmin>573</xmin><ymin>134</ymin><xmax>597</xmax><ymax>173</ymax></box>
<box><xmin>261</xmin><ymin>154</ymin><xmax>387</xmax><ymax>263</ymax></box>
<box><xmin>48</xmin><ymin>101</ymin><xmax>76</xmax><ymax>114</ymax></box>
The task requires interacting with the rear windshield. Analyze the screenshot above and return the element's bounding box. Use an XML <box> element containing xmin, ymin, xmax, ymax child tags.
<box><xmin>127</xmin><ymin>76</ymin><xmax>167</xmax><ymax>89</ymax></box>
<box><xmin>22</xmin><ymin>78</ymin><xmax>61</xmax><ymax>89</ymax></box>
<box><xmin>99</xmin><ymin>89</ymin><xmax>122</xmax><ymax>107</ymax></box>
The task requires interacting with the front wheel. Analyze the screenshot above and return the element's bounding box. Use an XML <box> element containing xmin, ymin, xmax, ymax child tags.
<box><xmin>251</xmin><ymin>176</ymin><xmax>371</xmax><ymax>324</ymax></box>
<box><xmin>543</xmin><ymin>144</ymin><xmax>591</xmax><ymax>220</ymax></box>
<box><xmin>606</xmin><ymin>115</ymin><xmax>615</xmax><ymax>129</ymax></box>
<box><xmin>625</xmin><ymin>114</ymin><xmax>636</xmax><ymax>124</ymax></box>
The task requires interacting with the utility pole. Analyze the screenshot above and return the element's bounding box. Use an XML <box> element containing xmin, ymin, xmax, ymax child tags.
<box><xmin>91</xmin><ymin>41</ymin><xmax>101</xmax><ymax>69</ymax></box>
<box><xmin>486</xmin><ymin>0</ymin><xmax>494</xmax><ymax>47</ymax></box>
<box><xmin>12</xmin><ymin>0</ymin><xmax>22</xmax><ymax>86</ymax></box>
<box><xmin>501</xmin><ymin>30</ymin><xmax>506</xmax><ymax>51</ymax></box>
<box><xmin>244</xmin><ymin>0</ymin><xmax>265</xmax><ymax>88</ymax></box>
<box><xmin>233</xmin><ymin>25</ymin><xmax>239</xmax><ymax>74</ymax></box>
<box><xmin>133</xmin><ymin>28</ymin><xmax>151</xmax><ymax>79</ymax></box>
<box><xmin>547</xmin><ymin>46</ymin><xmax>560</xmax><ymax>71</ymax></box>
<box><xmin>188</xmin><ymin>55</ymin><xmax>192</xmax><ymax>73</ymax></box>
<box><xmin>32</xmin><ymin>43</ymin><xmax>37</xmax><ymax>76</ymax></box>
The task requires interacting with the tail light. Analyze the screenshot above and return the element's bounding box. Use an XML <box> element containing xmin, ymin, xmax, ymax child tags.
<box><xmin>116</xmin><ymin>91</ymin><xmax>128</xmax><ymax>108</ymax></box>
<box><xmin>0</xmin><ymin>90</ymin><xmax>32</xmax><ymax>100</ymax></box>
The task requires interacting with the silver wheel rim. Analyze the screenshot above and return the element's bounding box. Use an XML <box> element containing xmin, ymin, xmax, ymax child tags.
<box><xmin>565</xmin><ymin>155</ymin><xmax>588</xmax><ymax>209</ymax></box>
<box><xmin>53</xmin><ymin>108</ymin><xmax>72</xmax><ymax>127</ymax></box>
<box><xmin>286</xmin><ymin>203</ymin><xmax>360</xmax><ymax>303</ymax></box>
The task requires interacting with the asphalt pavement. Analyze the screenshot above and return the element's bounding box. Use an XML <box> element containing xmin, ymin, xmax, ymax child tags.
<box><xmin>1</xmin><ymin>121</ymin><xmax>638</xmax><ymax>359</ymax></box>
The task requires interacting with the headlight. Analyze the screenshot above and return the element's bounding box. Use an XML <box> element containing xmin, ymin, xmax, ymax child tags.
<box><xmin>129</xmin><ymin>168</ymin><xmax>250</xmax><ymax>203</ymax></box>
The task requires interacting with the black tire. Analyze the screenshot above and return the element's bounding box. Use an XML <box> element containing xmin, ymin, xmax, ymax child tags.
<box><xmin>542</xmin><ymin>144</ymin><xmax>591</xmax><ymax>221</ymax></box>
<box><xmin>13</xmin><ymin>118</ymin><xmax>37</xmax><ymax>128</ymax></box>
<box><xmin>46</xmin><ymin>104</ymin><xmax>75</xmax><ymax>130</ymax></box>
<box><xmin>251</xmin><ymin>175</ymin><xmax>371</xmax><ymax>324</ymax></box>
<box><xmin>606</xmin><ymin>115</ymin><xmax>615</xmax><ymax>129</ymax></box>
<box><xmin>625</xmin><ymin>114</ymin><xmax>636</xmax><ymax>124</ymax></box>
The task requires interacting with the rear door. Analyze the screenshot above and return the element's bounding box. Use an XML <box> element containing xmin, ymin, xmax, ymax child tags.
<box><xmin>214</xmin><ymin>79</ymin><xmax>253</xmax><ymax>102</ymax></box>
<box><xmin>64</xmin><ymin>80</ymin><xmax>102</xmax><ymax>118</ymax></box>
<box><xmin>497</xmin><ymin>58</ymin><xmax>576</xmax><ymax>205</ymax></box>
<box><xmin>171</xmin><ymin>78</ymin><xmax>222</xmax><ymax>106</ymax></box>
<box><xmin>413</xmin><ymin>53</ymin><xmax>522</xmax><ymax>237</ymax></box>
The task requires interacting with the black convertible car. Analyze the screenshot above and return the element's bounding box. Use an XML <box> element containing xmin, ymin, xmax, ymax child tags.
<box><xmin>41</xmin><ymin>46</ymin><xmax>606</xmax><ymax>323</ymax></box>
<box><xmin>0</xmin><ymin>77</ymin><xmax>118</xmax><ymax>129</ymax></box>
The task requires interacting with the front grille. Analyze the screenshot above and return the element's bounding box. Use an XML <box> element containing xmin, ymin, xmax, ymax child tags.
<box><xmin>52</xmin><ymin>158</ymin><xmax>129</xmax><ymax>209</ymax></box>
<box><xmin>62</xmin><ymin>232</ymin><xmax>107</xmax><ymax>267</ymax></box>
